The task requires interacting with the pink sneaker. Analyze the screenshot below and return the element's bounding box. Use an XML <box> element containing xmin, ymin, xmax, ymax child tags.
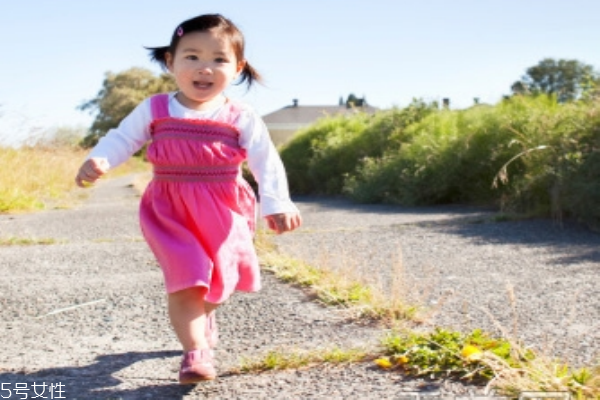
<box><xmin>205</xmin><ymin>311</ymin><xmax>219</xmax><ymax>348</ymax></box>
<box><xmin>178</xmin><ymin>349</ymin><xmax>216</xmax><ymax>384</ymax></box>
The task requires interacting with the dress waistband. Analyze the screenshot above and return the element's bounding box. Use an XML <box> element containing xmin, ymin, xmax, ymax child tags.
<box><xmin>152</xmin><ymin>164</ymin><xmax>240</xmax><ymax>182</ymax></box>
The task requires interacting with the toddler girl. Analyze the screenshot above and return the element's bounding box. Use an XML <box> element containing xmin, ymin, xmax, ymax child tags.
<box><xmin>75</xmin><ymin>13</ymin><xmax>301</xmax><ymax>384</ymax></box>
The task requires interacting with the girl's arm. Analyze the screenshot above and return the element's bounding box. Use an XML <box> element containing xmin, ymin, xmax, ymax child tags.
<box><xmin>237</xmin><ymin>106</ymin><xmax>301</xmax><ymax>232</ymax></box>
<box><xmin>76</xmin><ymin>99</ymin><xmax>152</xmax><ymax>186</ymax></box>
<box><xmin>265</xmin><ymin>212</ymin><xmax>302</xmax><ymax>234</ymax></box>
<box><xmin>85</xmin><ymin>99</ymin><xmax>153</xmax><ymax>169</ymax></box>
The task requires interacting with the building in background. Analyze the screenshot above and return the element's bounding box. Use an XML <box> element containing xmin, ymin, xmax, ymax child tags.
<box><xmin>263</xmin><ymin>95</ymin><xmax>377</xmax><ymax>147</ymax></box>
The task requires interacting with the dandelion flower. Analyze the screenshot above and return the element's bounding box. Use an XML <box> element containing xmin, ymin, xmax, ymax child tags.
<box><xmin>374</xmin><ymin>357</ymin><xmax>394</xmax><ymax>369</ymax></box>
<box><xmin>461</xmin><ymin>345</ymin><xmax>483</xmax><ymax>361</ymax></box>
<box><xmin>396</xmin><ymin>355</ymin><xmax>409</xmax><ymax>364</ymax></box>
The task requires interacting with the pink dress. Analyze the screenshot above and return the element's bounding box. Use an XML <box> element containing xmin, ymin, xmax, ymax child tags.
<box><xmin>139</xmin><ymin>94</ymin><xmax>261</xmax><ymax>303</ymax></box>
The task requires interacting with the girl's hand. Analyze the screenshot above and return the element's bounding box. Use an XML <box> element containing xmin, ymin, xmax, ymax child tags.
<box><xmin>75</xmin><ymin>158</ymin><xmax>110</xmax><ymax>188</ymax></box>
<box><xmin>265</xmin><ymin>212</ymin><xmax>302</xmax><ymax>234</ymax></box>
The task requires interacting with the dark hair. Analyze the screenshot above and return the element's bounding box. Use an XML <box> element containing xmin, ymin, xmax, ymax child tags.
<box><xmin>146</xmin><ymin>14</ymin><xmax>261</xmax><ymax>89</ymax></box>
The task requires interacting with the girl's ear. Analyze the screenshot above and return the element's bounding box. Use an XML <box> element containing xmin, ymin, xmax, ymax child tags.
<box><xmin>165</xmin><ymin>52</ymin><xmax>175</xmax><ymax>72</ymax></box>
<box><xmin>236</xmin><ymin>59</ymin><xmax>246</xmax><ymax>76</ymax></box>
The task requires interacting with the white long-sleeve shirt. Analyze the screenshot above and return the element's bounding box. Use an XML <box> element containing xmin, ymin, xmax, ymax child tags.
<box><xmin>87</xmin><ymin>93</ymin><xmax>298</xmax><ymax>217</ymax></box>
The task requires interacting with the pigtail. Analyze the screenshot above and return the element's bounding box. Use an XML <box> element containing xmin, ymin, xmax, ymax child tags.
<box><xmin>238</xmin><ymin>61</ymin><xmax>262</xmax><ymax>89</ymax></box>
<box><xmin>146</xmin><ymin>46</ymin><xmax>170</xmax><ymax>70</ymax></box>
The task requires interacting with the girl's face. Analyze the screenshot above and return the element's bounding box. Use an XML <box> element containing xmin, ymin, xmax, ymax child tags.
<box><xmin>166</xmin><ymin>29</ymin><xmax>244</xmax><ymax>111</ymax></box>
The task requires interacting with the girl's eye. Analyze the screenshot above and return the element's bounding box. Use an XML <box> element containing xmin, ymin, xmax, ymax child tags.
<box><xmin>185</xmin><ymin>55</ymin><xmax>198</xmax><ymax>60</ymax></box>
<box><xmin>215</xmin><ymin>57</ymin><xmax>228</xmax><ymax>63</ymax></box>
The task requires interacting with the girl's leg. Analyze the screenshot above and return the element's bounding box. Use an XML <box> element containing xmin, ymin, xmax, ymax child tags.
<box><xmin>168</xmin><ymin>287</ymin><xmax>218</xmax><ymax>383</ymax></box>
<box><xmin>204</xmin><ymin>301</ymin><xmax>219</xmax><ymax>348</ymax></box>
<box><xmin>168</xmin><ymin>287</ymin><xmax>209</xmax><ymax>351</ymax></box>
<box><xmin>205</xmin><ymin>301</ymin><xmax>218</xmax><ymax>314</ymax></box>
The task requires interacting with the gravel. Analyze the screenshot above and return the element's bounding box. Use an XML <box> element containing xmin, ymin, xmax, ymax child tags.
<box><xmin>271</xmin><ymin>197</ymin><xmax>600</xmax><ymax>368</ymax></box>
<box><xmin>0</xmin><ymin>175</ymin><xmax>598</xmax><ymax>399</ymax></box>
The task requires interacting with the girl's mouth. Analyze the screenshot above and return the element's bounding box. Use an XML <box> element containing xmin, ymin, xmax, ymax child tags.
<box><xmin>194</xmin><ymin>81</ymin><xmax>213</xmax><ymax>89</ymax></box>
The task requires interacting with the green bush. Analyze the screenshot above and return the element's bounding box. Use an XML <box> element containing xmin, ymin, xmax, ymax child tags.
<box><xmin>280</xmin><ymin>99</ymin><xmax>437</xmax><ymax>195</ymax></box>
<box><xmin>491</xmin><ymin>96</ymin><xmax>600</xmax><ymax>222</ymax></box>
<box><xmin>282</xmin><ymin>94</ymin><xmax>600</xmax><ymax>227</ymax></box>
<box><xmin>345</xmin><ymin>105</ymin><xmax>519</xmax><ymax>205</ymax></box>
<box><xmin>560</xmin><ymin>103</ymin><xmax>600</xmax><ymax>229</ymax></box>
<box><xmin>279</xmin><ymin>113</ymin><xmax>371</xmax><ymax>194</ymax></box>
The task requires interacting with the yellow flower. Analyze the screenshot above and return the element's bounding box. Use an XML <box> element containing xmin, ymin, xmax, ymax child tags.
<box><xmin>396</xmin><ymin>355</ymin><xmax>409</xmax><ymax>364</ymax></box>
<box><xmin>461</xmin><ymin>345</ymin><xmax>483</xmax><ymax>361</ymax></box>
<box><xmin>374</xmin><ymin>357</ymin><xmax>394</xmax><ymax>369</ymax></box>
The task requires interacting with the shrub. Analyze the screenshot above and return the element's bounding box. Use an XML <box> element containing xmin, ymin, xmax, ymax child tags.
<box><xmin>345</xmin><ymin>105</ymin><xmax>519</xmax><ymax>205</ymax></box>
<box><xmin>346</xmin><ymin>95</ymin><xmax>600</xmax><ymax>223</ymax></box>
<box><xmin>282</xmin><ymin>94</ymin><xmax>600</xmax><ymax>224</ymax></box>
<box><xmin>280</xmin><ymin>99</ymin><xmax>437</xmax><ymax>195</ymax></box>
<box><xmin>560</xmin><ymin>103</ymin><xmax>600</xmax><ymax>229</ymax></box>
<box><xmin>280</xmin><ymin>113</ymin><xmax>371</xmax><ymax>194</ymax></box>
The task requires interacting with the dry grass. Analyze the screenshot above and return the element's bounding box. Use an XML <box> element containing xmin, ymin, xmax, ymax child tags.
<box><xmin>255</xmin><ymin>230</ymin><xmax>420</xmax><ymax>324</ymax></box>
<box><xmin>0</xmin><ymin>145</ymin><xmax>149</xmax><ymax>213</ymax></box>
<box><xmin>0</xmin><ymin>146</ymin><xmax>87</xmax><ymax>212</ymax></box>
<box><xmin>480</xmin><ymin>351</ymin><xmax>600</xmax><ymax>399</ymax></box>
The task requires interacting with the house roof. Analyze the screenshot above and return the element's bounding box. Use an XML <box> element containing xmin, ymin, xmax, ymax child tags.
<box><xmin>263</xmin><ymin>103</ymin><xmax>378</xmax><ymax>125</ymax></box>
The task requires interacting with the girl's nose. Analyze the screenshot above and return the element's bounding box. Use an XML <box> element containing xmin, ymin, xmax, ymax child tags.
<box><xmin>197</xmin><ymin>64</ymin><xmax>212</xmax><ymax>74</ymax></box>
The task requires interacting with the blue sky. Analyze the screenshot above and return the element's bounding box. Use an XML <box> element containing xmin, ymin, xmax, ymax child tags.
<box><xmin>1</xmin><ymin>0</ymin><xmax>599</xmax><ymax>143</ymax></box>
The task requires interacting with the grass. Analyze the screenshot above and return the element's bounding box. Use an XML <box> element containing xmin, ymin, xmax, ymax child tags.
<box><xmin>255</xmin><ymin>229</ymin><xmax>419</xmax><ymax>323</ymax></box>
<box><xmin>254</xmin><ymin>230</ymin><xmax>600</xmax><ymax>398</ymax></box>
<box><xmin>91</xmin><ymin>237</ymin><xmax>145</xmax><ymax>243</ymax></box>
<box><xmin>376</xmin><ymin>328</ymin><xmax>600</xmax><ymax>399</ymax></box>
<box><xmin>375</xmin><ymin>327</ymin><xmax>524</xmax><ymax>381</ymax></box>
<box><xmin>0</xmin><ymin>236</ymin><xmax>61</xmax><ymax>246</ymax></box>
<box><xmin>0</xmin><ymin>146</ymin><xmax>87</xmax><ymax>212</ymax></box>
<box><xmin>236</xmin><ymin>346</ymin><xmax>371</xmax><ymax>374</ymax></box>
<box><xmin>0</xmin><ymin>145</ymin><xmax>149</xmax><ymax>213</ymax></box>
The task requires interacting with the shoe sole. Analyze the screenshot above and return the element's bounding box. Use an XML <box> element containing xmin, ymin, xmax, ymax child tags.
<box><xmin>179</xmin><ymin>375</ymin><xmax>217</xmax><ymax>385</ymax></box>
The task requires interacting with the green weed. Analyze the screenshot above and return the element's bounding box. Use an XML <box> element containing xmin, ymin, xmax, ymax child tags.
<box><xmin>238</xmin><ymin>347</ymin><xmax>370</xmax><ymax>373</ymax></box>
<box><xmin>0</xmin><ymin>237</ymin><xmax>60</xmax><ymax>246</ymax></box>
<box><xmin>375</xmin><ymin>328</ymin><xmax>600</xmax><ymax>398</ymax></box>
<box><xmin>255</xmin><ymin>230</ymin><xmax>419</xmax><ymax>322</ymax></box>
<box><xmin>376</xmin><ymin>328</ymin><xmax>526</xmax><ymax>381</ymax></box>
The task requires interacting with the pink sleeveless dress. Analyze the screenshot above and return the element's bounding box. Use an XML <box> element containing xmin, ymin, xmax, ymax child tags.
<box><xmin>139</xmin><ymin>94</ymin><xmax>261</xmax><ymax>303</ymax></box>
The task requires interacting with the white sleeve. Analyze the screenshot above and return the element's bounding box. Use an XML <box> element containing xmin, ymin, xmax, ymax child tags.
<box><xmin>86</xmin><ymin>98</ymin><xmax>153</xmax><ymax>169</ymax></box>
<box><xmin>238</xmin><ymin>107</ymin><xmax>299</xmax><ymax>217</ymax></box>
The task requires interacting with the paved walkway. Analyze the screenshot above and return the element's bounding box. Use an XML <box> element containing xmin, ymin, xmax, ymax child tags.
<box><xmin>1</xmin><ymin>175</ymin><xmax>598</xmax><ymax>399</ymax></box>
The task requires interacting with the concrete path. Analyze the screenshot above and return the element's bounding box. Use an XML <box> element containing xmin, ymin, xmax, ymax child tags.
<box><xmin>1</xmin><ymin>175</ymin><xmax>598</xmax><ymax>399</ymax></box>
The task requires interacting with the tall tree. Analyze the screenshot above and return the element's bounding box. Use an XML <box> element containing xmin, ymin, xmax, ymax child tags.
<box><xmin>511</xmin><ymin>58</ymin><xmax>599</xmax><ymax>102</ymax></box>
<box><xmin>79</xmin><ymin>67</ymin><xmax>176</xmax><ymax>147</ymax></box>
